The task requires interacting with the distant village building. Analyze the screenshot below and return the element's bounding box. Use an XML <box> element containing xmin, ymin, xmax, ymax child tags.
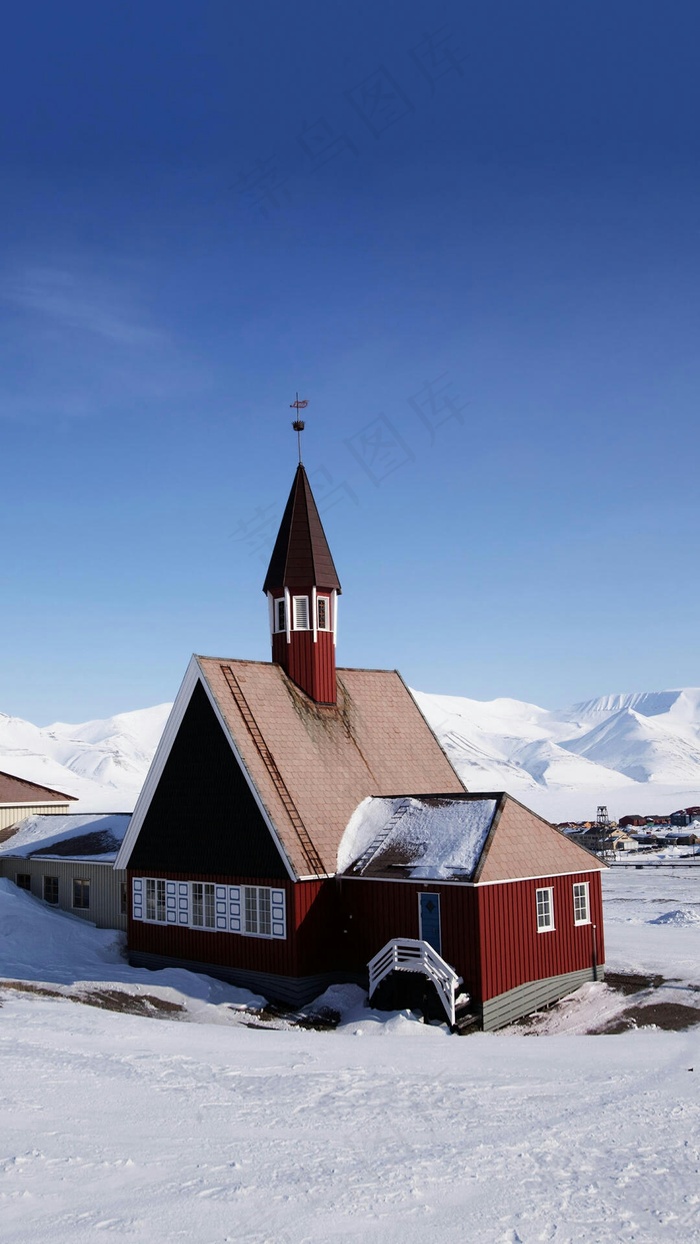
<box><xmin>0</xmin><ymin>814</ymin><xmax>130</xmax><ymax>929</ymax></box>
<box><xmin>0</xmin><ymin>771</ymin><xmax>77</xmax><ymax>833</ymax></box>
<box><xmin>115</xmin><ymin>453</ymin><xmax>607</xmax><ymax>1030</ymax></box>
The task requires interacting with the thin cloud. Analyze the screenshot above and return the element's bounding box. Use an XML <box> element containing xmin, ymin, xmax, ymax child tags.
<box><xmin>4</xmin><ymin>266</ymin><xmax>167</xmax><ymax>346</ymax></box>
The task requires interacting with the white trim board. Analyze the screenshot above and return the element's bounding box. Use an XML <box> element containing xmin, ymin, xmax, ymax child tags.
<box><xmin>339</xmin><ymin>866</ymin><xmax>603</xmax><ymax>888</ymax></box>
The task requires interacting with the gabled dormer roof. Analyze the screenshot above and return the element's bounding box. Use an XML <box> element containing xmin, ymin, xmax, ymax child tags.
<box><xmin>337</xmin><ymin>793</ymin><xmax>607</xmax><ymax>883</ymax></box>
<box><xmin>262</xmin><ymin>464</ymin><xmax>341</xmax><ymax>594</ymax></box>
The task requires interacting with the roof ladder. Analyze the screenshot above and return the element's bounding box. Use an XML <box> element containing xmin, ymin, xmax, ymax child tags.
<box><xmin>352</xmin><ymin>798</ymin><xmax>413</xmax><ymax>874</ymax></box>
<box><xmin>219</xmin><ymin>664</ymin><xmax>326</xmax><ymax>878</ymax></box>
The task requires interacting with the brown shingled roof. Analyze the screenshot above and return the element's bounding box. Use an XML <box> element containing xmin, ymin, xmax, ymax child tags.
<box><xmin>0</xmin><ymin>770</ymin><xmax>76</xmax><ymax>804</ymax></box>
<box><xmin>197</xmin><ymin>657</ymin><xmax>464</xmax><ymax>876</ymax></box>
<box><xmin>262</xmin><ymin>464</ymin><xmax>341</xmax><ymax>594</ymax></box>
<box><xmin>339</xmin><ymin>792</ymin><xmax>605</xmax><ymax>883</ymax></box>
<box><xmin>473</xmin><ymin>795</ymin><xmax>606</xmax><ymax>883</ymax></box>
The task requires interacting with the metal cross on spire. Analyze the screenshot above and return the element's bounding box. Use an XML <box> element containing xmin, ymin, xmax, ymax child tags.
<box><xmin>290</xmin><ymin>393</ymin><xmax>309</xmax><ymax>463</ymax></box>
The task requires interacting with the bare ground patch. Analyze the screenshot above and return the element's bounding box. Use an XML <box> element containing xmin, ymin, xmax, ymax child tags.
<box><xmin>592</xmin><ymin>1001</ymin><xmax>700</xmax><ymax>1034</ymax></box>
<box><xmin>0</xmin><ymin>979</ymin><xmax>185</xmax><ymax>1019</ymax></box>
<box><xmin>604</xmin><ymin>971</ymin><xmax>666</xmax><ymax>995</ymax></box>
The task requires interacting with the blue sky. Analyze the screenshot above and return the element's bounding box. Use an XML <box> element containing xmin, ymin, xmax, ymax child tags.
<box><xmin>2</xmin><ymin>0</ymin><xmax>700</xmax><ymax>722</ymax></box>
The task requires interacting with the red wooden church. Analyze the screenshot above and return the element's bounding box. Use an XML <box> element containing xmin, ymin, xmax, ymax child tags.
<box><xmin>116</xmin><ymin>454</ymin><xmax>605</xmax><ymax>1029</ymax></box>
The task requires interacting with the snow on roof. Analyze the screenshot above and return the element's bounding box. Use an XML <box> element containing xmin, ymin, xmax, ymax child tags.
<box><xmin>338</xmin><ymin>795</ymin><xmax>498</xmax><ymax>880</ymax></box>
<box><xmin>0</xmin><ymin>813</ymin><xmax>131</xmax><ymax>861</ymax></box>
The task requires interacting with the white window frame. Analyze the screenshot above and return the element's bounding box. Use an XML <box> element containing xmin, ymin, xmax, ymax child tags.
<box><xmin>536</xmin><ymin>886</ymin><xmax>555</xmax><ymax>932</ymax></box>
<box><xmin>292</xmin><ymin>595</ymin><xmax>310</xmax><ymax>630</ymax></box>
<box><xmin>274</xmin><ymin>597</ymin><xmax>286</xmax><ymax>633</ymax></box>
<box><xmin>317</xmin><ymin>595</ymin><xmax>331</xmax><ymax>631</ymax></box>
<box><xmin>131</xmin><ymin>878</ymin><xmax>286</xmax><ymax>940</ymax></box>
<box><xmin>244</xmin><ymin>885</ymin><xmax>273</xmax><ymax>937</ymax></box>
<box><xmin>573</xmin><ymin>881</ymin><xmax>590</xmax><ymax>925</ymax></box>
<box><xmin>145</xmin><ymin>877</ymin><xmax>166</xmax><ymax>923</ymax></box>
<box><xmin>191</xmin><ymin>881</ymin><xmax>216</xmax><ymax>929</ymax></box>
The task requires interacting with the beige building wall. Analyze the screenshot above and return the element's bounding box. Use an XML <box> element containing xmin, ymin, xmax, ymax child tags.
<box><xmin>0</xmin><ymin>856</ymin><xmax>127</xmax><ymax>930</ymax></box>
<box><xmin>0</xmin><ymin>803</ymin><xmax>72</xmax><ymax>832</ymax></box>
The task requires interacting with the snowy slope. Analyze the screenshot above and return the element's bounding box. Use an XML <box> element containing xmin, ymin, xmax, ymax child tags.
<box><xmin>1</xmin><ymin>867</ymin><xmax>700</xmax><ymax>1243</ymax></box>
<box><xmin>0</xmin><ymin>705</ymin><xmax>171</xmax><ymax>811</ymax></box>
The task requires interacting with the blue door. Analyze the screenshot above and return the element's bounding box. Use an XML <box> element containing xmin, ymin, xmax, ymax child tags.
<box><xmin>419</xmin><ymin>893</ymin><xmax>441</xmax><ymax>955</ymax></box>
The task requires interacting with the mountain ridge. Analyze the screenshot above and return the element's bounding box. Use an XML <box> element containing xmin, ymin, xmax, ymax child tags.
<box><xmin>1</xmin><ymin>689</ymin><xmax>699</xmax><ymax>822</ymax></box>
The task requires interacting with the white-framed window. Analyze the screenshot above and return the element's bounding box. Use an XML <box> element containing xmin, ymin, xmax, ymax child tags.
<box><xmin>244</xmin><ymin>885</ymin><xmax>272</xmax><ymax>936</ymax></box>
<box><xmin>317</xmin><ymin>595</ymin><xmax>331</xmax><ymax>630</ymax></box>
<box><xmin>573</xmin><ymin>881</ymin><xmax>590</xmax><ymax>925</ymax></box>
<box><xmin>192</xmin><ymin>881</ymin><xmax>216</xmax><ymax>929</ymax></box>
<box><xmin>536</xmin><ymin>886</ymin><xmax>554</xmax><ymax>932</ymax></box>
<box><xmin>293</xmin><ymin>595</ymin><xmax>310</xmax><ymax>630</ymax></box>
<box><xmin>146</xmin><ymin>877</ymin><xmax>166</xmax><ymax>922</ymax></box>
<box><xmin>274</xmin><ymin>598</ymin><xmax>286</xmax><ymax>633</ymax></box>
<box><xmin>132</xmin><ymin>878</ymin><xmax>286</xmax><ymax>939</ymax></box>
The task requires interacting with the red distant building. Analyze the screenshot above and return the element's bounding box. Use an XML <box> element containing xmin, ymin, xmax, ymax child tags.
<box><xmin>117</xmin><ymin>458</ymin><xmax>606</xmax><ymax>1029</ymax></box>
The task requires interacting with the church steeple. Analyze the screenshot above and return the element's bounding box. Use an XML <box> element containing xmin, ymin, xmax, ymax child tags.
<box><xmin>263</xmin><ymin>455</ymin><xmax>342</xmax><ymax>705</ymax></box>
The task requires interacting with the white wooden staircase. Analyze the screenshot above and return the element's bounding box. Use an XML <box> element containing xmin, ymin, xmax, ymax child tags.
<box><xmin>368</xmin><ymin>937</ymin><xmax>467</xmax><ymax>1028</ymax></box>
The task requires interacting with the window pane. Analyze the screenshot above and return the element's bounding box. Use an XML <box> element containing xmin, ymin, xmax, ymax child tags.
<box><xmin>276</xmin><ymin>599</ymin><xmax>285</xmax><ymax>631</ymax></box>
<box><xmin>258</xmin><ymin>888</ymin><xmax>272</xmax><ymax>936</ymax></box>
<box><xmin>317</xmin><ymin>597</ymin><xmax>327</xmax><ymax>629</ymax></box>
<box><xmin>244</xmin><ymin>887</ymin><xmax>258</xmax><ymax>933</ymax></box>
<box><xmin>73</xmin><ymin>879</ymin><xmax>90</xmax><ymax>909</ymax></box>
<box><xmin>43</xmin><ymin>876</ymin><xmax>59</xmax><ymax>905</ymax></box>
<box><xmin>204</xmin><ymin>883</ymin><xmax>215</xmax><ymax>928</ymax></box>
<box><xmin>147</xmin><ymin>878</ymin><xmax>166</xmax><ymax>921</ymax></box>
<box><xmin>536</xmin><ymin>887</ymin><xmax>553</xmax><ymax>930</ymax></box>
<box><xmin>573</xmin><ymin>883</ymin><xmax>589</xmax><ymax>923</ymax></box>
<box><xmin>192</xmin><ymin>882</ymin><xmax>203</xmax><ymax>926</ymax></box>
<box><xmin>16</xmin><ymin>874</ymin><xmax>31</xmax><ymax>891</ymax></box>
<box><xmin>120</xmin><ymin>882</ymin><xmax>127</xmax><ymax>914</ymax></box>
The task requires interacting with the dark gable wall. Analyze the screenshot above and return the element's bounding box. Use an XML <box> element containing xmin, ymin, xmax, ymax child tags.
<box><xmin>129</xmin><ymin>680</ymin><xmax>289</xmax><ymax>878</ymax></box>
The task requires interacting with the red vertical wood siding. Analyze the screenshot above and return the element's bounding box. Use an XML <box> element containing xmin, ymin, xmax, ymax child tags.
<box><xmin>477</xmin><ymin>871</ymin><xmax>605</xmax><ymax>1001</ymax></box>
<box><xmin>338</xmin><ymin>879</ymin><xmax>483</xmax><ymax>998</ymax></box>
<box><xmin>293</xmin><ymin>880</ymin><xmax>342</xmax><ymax>973</ymax></box>
<box><xmin>272</xmin><ymin>625</ymin><xmax>336</xmax><ymax>703</ymax></box>
<box><xmin>127</xmin><ymin>868</ymin><xmax>604</xmax><ymax>1003</ymax></box>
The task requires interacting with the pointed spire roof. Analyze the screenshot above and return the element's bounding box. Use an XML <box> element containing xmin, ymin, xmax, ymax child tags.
<box><xmin>263</xmin><ymin>464</ymin><xmax>342</xmax><ymax>594</ymax></box>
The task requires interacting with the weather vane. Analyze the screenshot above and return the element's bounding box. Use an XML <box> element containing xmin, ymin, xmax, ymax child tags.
<box><xmin>290</xmin><ymin>393</ymin><xmax>309</xmax><ymax>463</ymax></box>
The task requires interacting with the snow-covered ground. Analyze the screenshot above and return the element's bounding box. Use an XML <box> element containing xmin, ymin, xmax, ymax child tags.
<box><xmin>5</xmin><ymin>686</ymin><xmax>700</xmax><ymax>822</ymax></box>
<box><xmin>1</xmin><ymin>867</ymin><xmax>699</xmax><ymax>1242</ymax></box>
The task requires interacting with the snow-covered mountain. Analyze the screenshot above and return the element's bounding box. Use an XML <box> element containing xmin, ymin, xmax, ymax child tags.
<box><xmin>414</xmin><ymin>687</ymin><xmax>700</xmax><ymax>821</ymax></box>
<box><xmin>2</xmin><ymin>689</ymin><xmax>700</xmax><ymax>821</ymax></box>
<box><xmin>0</xmin><ymin>705</ymin><xmax>172</xmax><ymax>811</ymax></box>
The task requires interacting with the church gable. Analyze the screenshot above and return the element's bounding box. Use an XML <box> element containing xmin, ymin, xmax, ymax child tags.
<box><xmin>127</xmin><ymin>680</ymin><xmax>289</xmax><ymax>879</ymax></box>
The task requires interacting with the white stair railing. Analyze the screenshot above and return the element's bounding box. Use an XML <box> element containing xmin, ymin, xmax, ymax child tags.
<box><xmin>368</xmin><ymin>938</ymin><xmax>463</xmax><ymax>1027</ymax></box>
